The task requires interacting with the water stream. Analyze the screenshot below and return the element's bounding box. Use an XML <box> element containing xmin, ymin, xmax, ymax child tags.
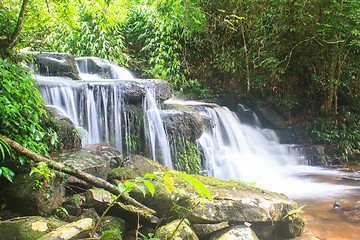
<box><xmin>34</xmin><ymin>57</ymin><xmax>360</xmax><ymax>239</ymax></box>
<box><xmin>165</xmin><ymin>99</ymin><xmax>360</xmax><ymax>240</ymax></box>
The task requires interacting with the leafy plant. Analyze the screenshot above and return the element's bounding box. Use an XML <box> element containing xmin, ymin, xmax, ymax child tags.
<box><xmin>90</xmin><ymin>170</ymin><xmax>212</xmax><ymax>239</ymax></box>
<box><xmin>283</xmin><ymin>205</ymin><xmax>305</xmax><ymax>221</ymax></box>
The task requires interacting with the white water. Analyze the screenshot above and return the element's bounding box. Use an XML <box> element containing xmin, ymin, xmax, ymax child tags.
<box><xmin>144</xmin><ymin>89</ymin><xmax>173</xmax><ymax>168</ymax></box>
<box><xmin>165</xmin><ymin>99</ymin><xmax>360</xmax><ymax>199</ymax></box>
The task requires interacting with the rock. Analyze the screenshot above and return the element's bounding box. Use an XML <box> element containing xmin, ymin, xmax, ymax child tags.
<box><xmin>38</xmin><ymin>218</ymin><xmax>95</xmax><ymax>240</ymax></box>
<box><xmin>0</xmin><ymin>216</ymin><xmax>65</xmax><ymax>240</ymax></box>
<box><xmin>251</xmin><ymin>217</ymin><xmax>306</xmax><ymax>239</ymax></box>
<box><xmin>155</xmin><ymin>219</ymin><xmax>199</xmax><ymax>240</ymax></box>
<box><xmin>292</xmin><ymin>145</ymin><xmax>327</xmax><ymax>166</ymax></box>
<box><xmin>342</xmin><ymin>210</ymin><xmax>360</xmax><ymax>223</ymax></box>
<box><xmin>78</xmin><ymin>208</ymin><xmax>100</xmax><ymax>222</ymax></box>
<box><xmin>52</xmin><ymin>143</ymin><xmax>123</xmax><ymax>184</ymax></box>
<box><xmin>96</xmin><ymin>216</ymin><xmax>126</xmax><ymax>238</ymax></box>
<box><xmin>207</xmin><ymin>225</ymin><xmax>259</xmax><ymax>240</ymax></box>
<box><xmin>8</xmin><ymin>173</ymin><xmax>66</xmax><ymax>216</ymax></box>
<box><xmin>191</xmin><ymin>222</ymin><xmax>229</xmax><ymax>238</ymax></box>
<box><xmin>355</xmin><ymin>201</ymin><xmax>360</xmax><ymax>210</ymax></box>
<box><xmin>162</xmin><ymin>105</ymin><xmax>203</xmax><ymax>141</ymax></box>
<box><xmin>85</xmin><ymin>188</ymin><xmax>113</xmax><ymax>212</ymax></box>
<box><xmin>85</xmin><ymin>188</ymin><xmax>159</xmax><ymax>224</ymax></box>
<box><xmin>76</xmin><ymin>57</ymin><xmax>124</xmax><ymax>79</ymax></box>
<box><xmin>333</xmin><ymin>201</ymin><xmax>342</xmax><ymax>210</ymax></box>
<box><xmin>130</xmin><ymin>172</ymin><xmax>298</xmax><ymax>224</ymax></box>
<box><xmin>29</xmin><ymin>52</ymin><xmax>80</xmax><ymax>80</ymax></box>
<box><xmin>46</xmin><ymin>106</ymin><xmax>82</xmax><ymax>151</ymax></box>
<box><xmin>122</xmin><ymin>155</ymin><xmax>172</xmax><ymax>177</ymax></box>
<box><xmin>64</xmin><ymin>194</ymin><xmax>83</xmax><ymax>216</ymax></box>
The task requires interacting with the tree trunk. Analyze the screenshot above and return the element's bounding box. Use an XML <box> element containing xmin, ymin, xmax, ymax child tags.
<box><xmin>0</xmin><ymin>0</ymin><xmax>29</xmax><ymax>57</ymax></box>
<box><xmin>0</xmin><ymin>135</ymin><xmax>156</xmax><ymax>216</ymax></box>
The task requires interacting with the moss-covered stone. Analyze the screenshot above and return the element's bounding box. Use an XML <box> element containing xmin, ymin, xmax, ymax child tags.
<box><xmin>0</xmin><ymin>216</ymin><xmax>65</xmax><ymax>240</ymax></box>
<box><xmin>97</xmin><ymin>216</ymin><xmax>126</xmax><ymax>239</ymax></box>
<box><xmin>175</xmin><ymin>140</ymin><xmax>201</xmax><ymax>174</ymax></box>
<box><xmin>107</xmin><ymin>167</ymin><xmax>137</xmax><ymax>183</ymax></box>
<box><xmin>208</xmin><ymin>225</ymin><xmax>259</xmax><ymax>240</ymax></box>
<box><xmin>8</xmin><ymin>172</ymin><xmax>66</xmax><ymax>216</ymax></box>
<box><xmin>64</xmin><ymin>194</ymin><xmax>83</xmax><ymax>216</ymax></box>
<box><xmin>155</xmin><ymin>219</ymin><xmax>199</xmax><ymax>240</ymax></box>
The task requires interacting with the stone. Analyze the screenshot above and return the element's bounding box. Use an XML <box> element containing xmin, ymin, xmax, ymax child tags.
<box><xmin>46</xmin><ymin>106</ymin><xmax>82</xmax><ymax>151</ymax></box>
<box><xmin>161</xmin><ymin>105</ymin><xmax>203</xmax><ymax>141</ymax></box>
<box><xmin>122</xmin><ymin>155</ymin><xmax>172</xmax><ymax>177</ymax></box>
<box><xmin>8</xmin><ymin>173</ymin><xmax>66</xmax><ymax>216</ymax></box>
<box><xmin>64</xmin><ymin>194</ymin><xmax>83</xmax><ymax>216</ymax></box>
<box><xmin>155</xmin><ymin>219</ymin><xmax>199</xmax><ymax>240</ymax></box>
<box><xmin>97</xmin><ymin>216</ymin><xmax>126</xmax><ymax>238</ymax></box>
<box><xmin>191</xmin><ymin>222</ymin><xmax>229</xmax><ymax>238</ymax></box>
<box><xmin>130</xmin><ymin>172</ymin><xmax>298</xmax><ymax>224</ymax></box>
<box><xmin>0</xmin><ymin>216</ymin><xmax>65</xmax><ymax>240</ymax></box>
<box><xmin>38</xmin><ymin>218</ymin><xmax>95</xmax><ymax>240</ymax></box>
<box><xmin>343</xmin><ymin>210</ymin><xmax>360</xmax><ymax>223</ymax></box>
<box><xmin>52</xmin><ymin>143</ymin><xmax>123</xmax><ymax>183</ymax></box>
<box><xmin>85</xmin><ymin>188</ymin><xmax>113</xmax><ymax>212</ymax></box>
<box><xmin>30</xmin><ymin>52</ymin><xmax>80</xmax><ymax>80</ymax></box>
<box><xmin>207</xmin><ymin>225</ymin><xmax>259</xmax><ymax>240</ymax></box>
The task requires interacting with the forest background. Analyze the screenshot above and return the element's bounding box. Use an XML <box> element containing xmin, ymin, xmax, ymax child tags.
<box><xmin>1</xmin><ymin>0</ymin><xmax>360</xmax><ymax>182</ymax></box>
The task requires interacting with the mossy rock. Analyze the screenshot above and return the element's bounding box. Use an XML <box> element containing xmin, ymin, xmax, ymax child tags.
<box><xmin>155</xmin><ymin>219</ymin><xmax>199</xmax><ymax>240</ymax></box>
<box><xmin>97</xmin><ymin>216</ymin><xmax>126</xmax><ymax>239</ymax></box>
<box><xmin>0</xmin><ymin>216</ymin><xmax>65</xmax><ymax>240</ymax></box>
<box><xmin>8</xmin><ymin>172</ymin><xmax>66</xmax><ymax>216</ymax></box>
<box><xmin>107</xmin><ymin>167</ymin><xmax>137</xmax><ymax>183</ymax></box>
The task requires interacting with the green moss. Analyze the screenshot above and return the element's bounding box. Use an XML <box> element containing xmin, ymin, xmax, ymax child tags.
<box><xmin>97</xmin><ymin>216</ymin><xmax>126</xmax><ymax>239</ymax></box>
<box><xmin>0</xmin><ymin>217</ymin><xmax>65</xmax><ymax>240</ymax></box>
<box><xmin>107</xmin><ymin>167</ymin><xmax>136</xmax><ymax>183</ymax></box>
<box><xmin>175</xmin><ymin>140</ymin><xmax>201</xmax><ymax>174</ymax></box>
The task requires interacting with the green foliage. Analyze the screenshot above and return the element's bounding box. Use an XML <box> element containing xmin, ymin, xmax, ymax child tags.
<box><xmin>283</xmin><ymin>205</ymin><xmax>305</xmax><ymax>221</ymax></box>
<box><xmin>0</xmin><ymin>58</ymin><xmax>58</xmax><ymax>181</ymax></box>
<box><xmin>306</xmin><ymin>112</ymin><xmax>360</xmax><ymax>162</ymax></box>
<box><xmin>30</xmin><ymin>162</ymin><xmax>55</xmax><ymax>181</ymax></box>
<box><xmin>92</xmin><ymin>171</ymin><xmax>212</xmax><ymax>239</ymax></box>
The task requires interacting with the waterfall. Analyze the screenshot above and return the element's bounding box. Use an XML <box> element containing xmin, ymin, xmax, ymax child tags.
<box><xmin>144</xmin><ymin>89</ymin><xmax>173</xmax><ymax>168</ymax></box>
<box><xmin>38</xmin><ymin>77</ymin><xmax>124</xmax><ymax>151</ymax></box>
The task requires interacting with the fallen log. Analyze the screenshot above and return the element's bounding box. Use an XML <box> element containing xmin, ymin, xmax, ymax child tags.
<box><xmin>0</xmin><ymin>135</ymin><xmax>156</xmax><ymax>216</ymax></box>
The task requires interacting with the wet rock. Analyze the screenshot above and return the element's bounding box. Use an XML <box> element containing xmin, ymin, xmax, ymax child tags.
<box><xmin>46</xmin><ymin>106</ymin><xmax>82</xmax><ymax>151</ymax></box>
<box><xmin>333</xmin><ymin>201</ymin><xmax>342</xmax><ymax>210</ymax></box>
<box><xmin>342</xmin><ymin>210</ymin><xmax>360</xmax><ymax>223</ymax></box>
<box><xmin>208</xmin><ymin>225</ymin><xmax>259</xmax><ymax>240</ymax></box>
<box><xmin>155</xmin><ymin>219</ymin><xmax>199</xmax><ymax>240</ymax></box>
<box><xmin>78</xmin><ymin>208</ymin><xmax>100</xmax><ymax>222</ymax></box>
<box><xmin>85</xmin><ymin>188</ymin><xmax>113</xmax><ymax>212</ymax></box>
<box><xmin>162</xmin><ymin>105</ymin><xmax>203</xmax><ymax>141</ymax></box>
<box><xmin>0</xmin><ymin>216</ymin><xmax>65</xmax><ymax>240</ymax></box>
<box><xmin>97</xmin><ymin>216</ymin><xmax>126</xmax><ymax>239</ymax></box>
<box><xmin>127</xmin><ymin>159</ymin><xmax>297</xmax><ymax>224</ymax></box>
<box><xmin>121</xmin><ymin>79</ymin><xmax>171</xmax><ymax>102</ymax></box>
<box><xmin>64</xmin><ymin>194</ymin><xmax>83</xmax><ymax>216</ymax></box>
<box><xmin>76</xmin><ymin>57</ymin><xmax>122</xmax><ymax>79</ymax></box>
<box><xmin>8</xmin><ymin>173</ymin><xmax>66</xmax><ymax>216</ymax></box>
<box><xmin>38</xmin><ymin>218</ymin><xmax>95</xmax><ymax>240</ymax></box>
<box><xmin>122</xmin><ymin>155</ymin><xmax>172</xmax><ymax>177</ymax></box>
<box><xmin>29</xmin><ymin>52</ymin><xmax>80</xmax><ymax>80</ymax></box>
<box><xmin>251</xmin><ymin>217</ymin><xmax>306</xmax><ymax>240</ymax></box>
<box><xmin>191</xmin><ymin>222</ymin><xmax>229</xmax><ymax>238</ymax></box>
<box><xmin>52</xmin><ymin>143</ymin><xmax>123</xmax><ymax>184</ymax></box>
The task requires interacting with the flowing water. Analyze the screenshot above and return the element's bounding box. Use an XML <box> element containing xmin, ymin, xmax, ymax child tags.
<box><xmin>34</xmin><ymin>57</ymin><xmax>360</xmax><ymax>239</ymax></box>
<box><xmin>165</xmin><ymin>99</ymin><xmax>360</xmax><ymax>240</ymax></box>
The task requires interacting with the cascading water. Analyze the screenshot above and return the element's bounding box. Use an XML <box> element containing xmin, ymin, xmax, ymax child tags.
<box><xmin>165</xmin><ymin>99</ymin><xmax>359</xmax><ymax>199</ymax></box>
<box><xmin>35</xmin><ymin>57</ymin><xmax>170</xmax><ymax>162</ymax></box>
<box><xmin>144</xmin><ymin>89</ymin><xmax>173</xmax><ymax>168</ymax></box>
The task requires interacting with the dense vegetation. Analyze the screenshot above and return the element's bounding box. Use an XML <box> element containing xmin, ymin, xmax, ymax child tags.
<box><xmin>1</xmin><ymin>0</ymin><xmax>360</xmax><ymax>164</ymax></box>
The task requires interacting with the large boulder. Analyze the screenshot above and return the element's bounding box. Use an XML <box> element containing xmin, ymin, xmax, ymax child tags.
<box><xmin>0</xmin><ymin>216</ymin><xmax>65</xmax><ymax>240</ymax></box>
<box><xmin>29</xmin><ymin>52</ymin><xmax>80</xmax><ymax>80</ymax></box>
<box><xmin>8</xmin><ymin>173</ymin><xmax>66</xmax><ymax>216</ymax></box>
<box><xmin>208</xmin><ymin>225</ymin><xmax>259</xmax><ymax>240</ymax></box>
<box><xmin>38</xmin><ymin>218</ymin><xmax>95</xmax><ymax>240</ymax></box>
<box><xmin>161</xmin><ymin>105</ymin><xmax>203</xmax><ymax>141</ymax></box>
<box><xmin>52</xmin><ymin>143</ymin><xmax>123</xmax><ymax>182</ymax></box>
<box><xmin>155</xmin><ymin>219</ymin><xmax>199</xmax><ymax>240</ymax></box>
<box><xmin>46</xmin><ymin>105</ymin><xmax>82</xmax><ymax>151</ymax></box>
